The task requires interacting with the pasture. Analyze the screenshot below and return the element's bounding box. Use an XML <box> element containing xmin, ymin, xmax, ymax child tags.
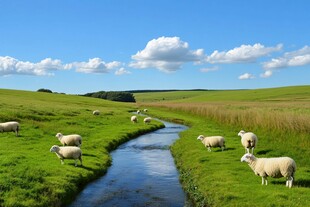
<box><xmin>135</xmin><ymin>85</ymin><xmax>310</xmax><ymax>207</ymax></box>
<box><xmin>0</xmin><ymin>89</ymin><xmax>163</xmax><ymax>206</ymax></box>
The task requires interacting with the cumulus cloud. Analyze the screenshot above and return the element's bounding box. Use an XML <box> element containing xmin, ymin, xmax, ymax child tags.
<box><xmin>129</xmin><ymin>36</ymin><xmax>204</xmax><ymax>72</ymax></box>
<box><xmin>115</xmin><ymin>68</ymin><xmax>131</xmax><ymax>75</ymax></box>
<box><xmin>263</xmin><ymin>45</ymin><xmax>310</xmax><ymax>69</ymax></box>
<box><xmin>260</xmin><ymin>70</ymin><xmax>273</xmax><ymax>78</ymax></box>
<box><xmin>206</xmin><ymin>43</ymin><xmax>283</xmax><ymax>64</ymax></box>
<box><xmin>67</xmin><ymin>58</ymin><xmax>122</xmax><ymax>74</ymax></box>
<box><xmin>0</xmin><ymin>56</ymin><xmax>66</xmax><ymax>76</ymax></box>
<box><xmin>238</xmin><ymin>73</ymin><xmax>255</xmax><ymax>80</ymax></box>
<box><xmin>200</xmin><ymin>66</ymin><xmax>219</xmax><ymax>73</ymax></box>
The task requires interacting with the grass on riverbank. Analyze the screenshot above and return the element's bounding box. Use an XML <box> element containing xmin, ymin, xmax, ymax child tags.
<box><xmin>137</xmin><ymin>85</ymin><xmax>310</xmax><ymax>207</ymax></box>
<box><xmin>0</xmin><ymin>89</ymin><xmax>163</xmax><ymax>207</ymax></box>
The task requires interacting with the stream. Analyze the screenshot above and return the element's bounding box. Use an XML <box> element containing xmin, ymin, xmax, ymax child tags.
<box><xmin>68</xmin><ymin>120</ymin><xmax>191</xmax><ymax>207</ymax></box>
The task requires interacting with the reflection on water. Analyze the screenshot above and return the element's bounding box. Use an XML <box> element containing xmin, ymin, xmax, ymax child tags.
<box><xmin>68</xmin><ymin>121</ymin><xmax>190</xmax><ymax>207</ymax></box>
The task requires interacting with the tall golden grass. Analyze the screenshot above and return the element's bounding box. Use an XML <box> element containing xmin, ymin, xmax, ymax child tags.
<box><xmin>145</xmin><ymin>101</ymin><xmax>310</xmax><ymax>136</ymax></box>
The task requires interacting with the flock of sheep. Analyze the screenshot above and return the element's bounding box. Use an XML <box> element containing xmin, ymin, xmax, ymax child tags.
<box><xmin>0</xmin><ymin>108</ymin><xmax>151</xmax><ymax>168</ymax></box>
<box><xmin>197</xmin><ymin>130</ymin><xmax>296</xmax><ymax>188</ymax></box>
<box><xmin>1</xmin><ymin>111</ymin><xmax>296</xmax><ymax>188</ymax></box>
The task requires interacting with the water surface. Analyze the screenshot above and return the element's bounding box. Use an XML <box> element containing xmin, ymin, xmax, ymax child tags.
<box><xmin>69</xmin><ymin>120</ymin><xmax>189</xmax><ymax>207</ymax></box>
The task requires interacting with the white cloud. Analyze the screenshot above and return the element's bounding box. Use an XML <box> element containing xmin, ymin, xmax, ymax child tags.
<box><xmin>129</xmin><ymin>36</ymin><xmax>204</xmax><ymax>72</ymax></box>
<box><xmin>238</xmin><ymin>73</ymin><xmax>255</xmax><ymax>80</ymax></box>
<box><xmin>263</xmin><ymin>45</ymin><xmax>310</xmax><ymax>69</ymax></box>
<box><xmin>200</xmin><ymin>66</ymin><xmax>219</xmax><ymax>73</ymax></box>
<box><xmin>0</xmin><ymin>56</ymin><xmax>66</xmax><ymax>76</ymax></box>
<box><xmin>260</xmin><ymin>70</ymin><xmax>273</xmax><ymax>78</ymax></box>
<box><xmin>115</xmin><ymin>68</ymin><xmax>131</xmax><ymax>75</ymax></box>
<box><xmin>68</xmin><ymin>58</ymin><xmax>122</xmax><ymax>74</ymax></box>
<box><xmin>206</xmin><ymin>43</ymin><xmax>283</xmax><ymax>64</ymax></box>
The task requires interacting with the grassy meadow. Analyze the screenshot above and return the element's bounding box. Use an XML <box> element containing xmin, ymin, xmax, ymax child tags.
<box><xmin>0</xmin><ymin>89</ymin><xmax>163</xmax><ymax>207</ymax></box>
<box><xmin>135</xmin><ymin>85</ymin><xmax>310</xmax><ymax>207</ymax></box>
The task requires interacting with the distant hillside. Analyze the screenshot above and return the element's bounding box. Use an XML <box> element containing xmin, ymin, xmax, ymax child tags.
<box><xmin>133</xmin><ymin>85</ymin><xmax>310</xmax><ymax>102</ymax></box>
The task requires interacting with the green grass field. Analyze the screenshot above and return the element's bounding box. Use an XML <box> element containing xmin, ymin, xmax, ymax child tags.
<box><xmin>0</xmin><ymin>89</ymin><xmax>163</xmax><ymax>207</ymax></box>
<box><xmin>136</xmin><ymin>85</ymin><xmax>310</xmax><ymax>207</ymax></box>
<box><xmin>1</xmin><ymin>85</ymin><xmax>309</xmax><ymax>207</ymax></box>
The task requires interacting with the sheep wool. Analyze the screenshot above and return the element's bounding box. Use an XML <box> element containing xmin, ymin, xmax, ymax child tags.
<box><xmin>93</xmin><ymin>110</ymin><xmax>100</xmax><ymax>115</ymax></box>
<box><xmin>143</xmin><ymin>117</ymin><xmax>152</xmax><ymax>124</ymax></box>
<box><xmin>0</xmin><ymin>121</ymin><xmax>20</xmax><ymax>136</ymax></box>
<box><xmin>50</xmin><ymin>145</ymin><xmax>82</xmax><ymax>167</ymax></box>
<box><xmin>131</xmin><ymin>115</ymin><xmax>138</xmax><ymax>123</ymax></box>
<box><xmin>197</xmin><ymin>135</ymin><xmax>225</xmax><ymax>152</ymax></box>
<box><xmin>241</xmin><ymin>153</ymin><xmax>296</xmax><ymax>188</ymax></box>
<box><xmin>238</xmin><ymin>130</ymin><xmax>258</xmax><ymax>154</ymax></box>
<box><xmin>55</xmin><ymin>133</ymin><xmax>82</xmax><ymax>147</ymax></box>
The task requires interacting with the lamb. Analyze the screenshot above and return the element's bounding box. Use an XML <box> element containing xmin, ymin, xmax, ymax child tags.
<box><xmin>241</xmin><ymin>153</ymin><xmax>296</xmax><ymax>188</ymax></box>
<box><xmin>131</xmin><ymin>115</ymin><xmax>138</xmax><ymax>123</ymax></box>
<box><xmin>238</xmin><ymin>130</ymin><xmax>258</xmax><ymax>154</ymax></box>
<box><xmin>50</xmin><ymin>145</ymin><xmax>83</xmax><ymax>167</ymax></box>
<box><xmin>0</xmin><ymin>121</ymin><xmax>20</xmax><ymax>136</ymax></box>
<box><xmin>93</xmin><ymin>110</ymin><xmax>100</xmax><ymax>115</ymax></box>
<box><xmin>55</xmin><ymin>133</ymin><xmax>82</xmax><ymax>147</ymax></box>
<box><xmin>143</xmin><ymin>117</ymin><xmax>152</xmax><ymax>124</ymax></box>
<box><xmin>197</xmin><ymin>135</ymin><xmax>225</xmax><ymax>152</ymax></box>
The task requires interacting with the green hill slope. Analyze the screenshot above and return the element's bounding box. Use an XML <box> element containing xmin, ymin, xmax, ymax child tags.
<box><xmin>0</xmin><ymin>89</ymin><xmax>163</xmax><ymax>207</ymax></box>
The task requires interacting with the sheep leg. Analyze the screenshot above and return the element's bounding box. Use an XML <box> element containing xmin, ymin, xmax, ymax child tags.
<box><xmin>287</xmin><ymin>176</ymin><xmax>293</xmax><ymax>188</ymax></box>
<box><xmin>207</xmin><ymin>147</ymin><xmax>211</xmax><ymax>152</ymax></box>
<box><xmin>74</xmin><ymin>159</ymin><xmax>78</xmax><ymax>167</ymax></box>
<box><xmin>262</xmin><ymin>177</ymin><xmax>268</xmax><ymax>185</ymax></box>
<box><xmin>60</xmin><ymin>159</ymin><xmax>65</xmax><ymax>165</ymax></box>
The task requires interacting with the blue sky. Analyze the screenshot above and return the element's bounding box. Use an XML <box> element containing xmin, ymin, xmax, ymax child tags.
<box><xmin>0</xmin><ymin>0</ymin><xmax>309</xmax><ymax>94</ymax></box>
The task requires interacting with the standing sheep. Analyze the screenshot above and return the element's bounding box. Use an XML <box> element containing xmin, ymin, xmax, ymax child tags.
<box><xmin>50</xmin><ymin>145</ymin><xmax>83</xmax><ymax>167</ymax></box>
<box><xmin>143</xmin><ymin>117</ymin><xmax>152</xmax><ymax>124</ymax></box>
<box><xmin>137</xmin><ymin>110</ymin><xmax>141</xmax><ymax>114</ymax></box>
<box><xmin>238</xmin><ymin>130</ymin><xmax>258</xmax><ymax>154</ymax></box>
<box><xmin>0</xmin><ymin>121</ymin><xmax>20</xmax><ymax>136</ymax></box>
<box><xmin>93</xmin><ymin>110</ymin><xmax>100</xmax><ymax>115</ymax></box>
<box><xmin>55</xmin><ymin>133</ymin><xmax>82</xmax><ymax>147</ymax></box>
<box><xmin>131</xmin><ymin>115</ymin><xmax>138</xmax><ymax>123</ymax></box>
<box><xmin>197</xmin><ymin>135</ymin><xmax>225</xmax><ymax>152</ymax></box>
<box><xmin>241</xmin><ymin>153</ymin><xmax>296</xmax><ymax>188</ymax></box>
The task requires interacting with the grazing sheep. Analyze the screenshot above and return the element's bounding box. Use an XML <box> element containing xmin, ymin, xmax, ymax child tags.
<box><xmin>238</xmin><ymin>130</ymin><xmax>258</xmax><ymax>154</ymax></box>
<box><xmin>55</xmin><ymin>133</ymin><xmax>82</xmax><ymax>147</ymax></box>
<box><xmin>50</xmin><ymin>145</ymin><xmax>82</xmax><ymax>167</ymax></box>
<box><xmin>0</xmin><ymin>121</ymin><xmax>20</xmax><ymax>136</ymax></box>
<box><xmin>93</xmin><ymin>110</ymin><xmax>100</xmax><ymax>115</ymax></box>
<box><xmin>197</xmin><ymin>135</ymin><xmax>225</xmax><ymax>152</ymax></box>
<box><xmin>143</xmin><ymin>117</ymin><xmax>152</xmax><ymax>124</ymax></box>
<box><xmin>241</xmin><ymin>153</ymin><xmax>296</xmax><ymax>188</ymax></box>
<box><xmin>143</xmin><ymin>109</ymin><xmax>148</xmax><ymax>112</ymax></box>
<box><xmin>137</xmin><ymin>110</ymin><xmax>141</xmax><ymax>114</ymax></box>
<box><xmin>131</xmin><ymin>115</ymin><xmax>138</xmax><ymax>123</ymax></box>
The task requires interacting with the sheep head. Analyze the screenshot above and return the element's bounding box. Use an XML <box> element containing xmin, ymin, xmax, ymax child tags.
<box><xmin>241</xmin><ymin>153</ymin><xmax>255</xmax><ymax>163</ymax></box>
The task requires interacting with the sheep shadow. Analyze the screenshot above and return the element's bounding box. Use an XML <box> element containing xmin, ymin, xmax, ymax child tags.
<box><xmin>271</xmin><ymin>179</ymin><xmax>310</xmax><ymax>188</ymax></box>
<box><xmin>256</xmin><ymin>149</ymin><xmax>273</xmax><ymax>155</ymax></box>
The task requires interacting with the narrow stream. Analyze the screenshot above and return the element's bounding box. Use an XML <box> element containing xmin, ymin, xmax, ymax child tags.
<box><xmin>68</xmin><ymin>120</ymin><xmax>191</xmax><ymax>207</ymax></box>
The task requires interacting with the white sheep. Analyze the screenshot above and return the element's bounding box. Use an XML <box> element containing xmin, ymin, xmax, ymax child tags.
<box><xmin>0</xmin><ymin>121</ymin><xmax>20</xmax><ymax>136</ymax></box>
<box><xmin>197</xmin><ymin>135</ymin><xmax>225</xmax><ymax>152</ymax></box>
<box><xmin>143</xmin><ymin>117</ymin><xmax>152</xmax><ymax>124</ymax></box>
<box><xmin>131</xmin><ymin>115</ymin><xmax>138</xmax><ymax>123</ymax></box>
<box><xmin>93</xmin><ymin>110</ymin><xmax>100</xmax><ymax>115</ymax></box>
<box><xmin>137</xmin><ymin>110</ymin><xmax>141</xmax><ymax>114</ymax></box>
<box><xmin>50</xmin><ymin>145</ymin><xmax>83</xmax><ymax>167</ymax></box>
<box><xmin>241</xmin><ymin>153</ymin><xmax>296</xmax><ymax>188</ymax></box>
<box><xmin>143</xmin><ymin>109</ymin><xmax>148</xmax><ymax>112</ymax></box>
<box><xmin>55</xmin><ymin>133</ymin><xmax>82</xmax><ymax>147</ymax></box>
<box><xmin>238</xmin><ymin>130</ymin><xmax>258</xmax><ymax>154</ymax></box>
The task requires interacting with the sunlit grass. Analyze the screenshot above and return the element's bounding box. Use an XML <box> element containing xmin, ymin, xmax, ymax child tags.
<box><xmin>0</xmin><ymin>89</ymin><xmax>163</xmax><ymax>206</ymax></box>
